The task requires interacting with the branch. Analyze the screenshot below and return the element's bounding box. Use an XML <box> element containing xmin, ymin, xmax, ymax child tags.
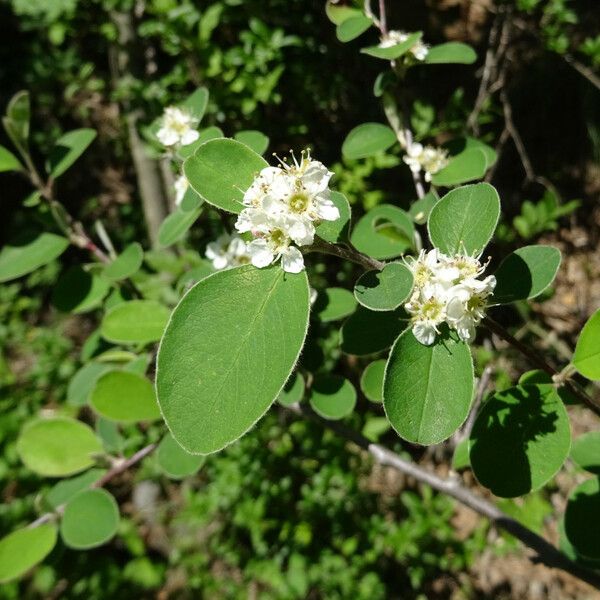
<box><xmin>563</xmin><ymin>54</ymin><xmax>600</xmax><ymax>92</ymax></box>
<box><xmin>306</xmin><ymin>238</ymin><xmax>385</xmax><ymax>271</ymax></box>
<box><xmin>287</xmin><ymin>403</ymin><xmax>600</xmax><ymax>591</ymax></box>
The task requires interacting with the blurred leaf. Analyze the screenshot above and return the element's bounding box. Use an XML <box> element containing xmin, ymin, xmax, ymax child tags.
<box><xmin>180</xmin><ymin>87</ymin><xmax>209</xmax><ymax>121</ymax></box>
<box><xmin>234</xmin><ymin>130</ymin><xmax>269</xmax><ymax>155</ymax></box>
<box><xmin>103</xmin><ymin>243</ymin><xmax>144</xmax><ymax>281</ymax></box>
<box><xmin>157</xmin><ymin>433</ymin><xmax>205</xmax><ymax>479</ymax></box>
<box><xmin>564</xmin><ymin>478</ymin><xmax>600</xmax><ymax>560</ymax></box>
<box><xmin>45</xmin><ymin>468</ymin><xmax>106</xmax><ymax>510</ymax></box>
<box><xmin>336</xmin><ymin>15</ymin><xmax>372</xmax><ymax>42</ymax></box>
<box><xmin>47</xmin><ymin>128</ymin><xmax>96</xmax><ymax>178</ymax></box>
<box><xmin>573</xmin><ymin>308</ymin><xmax>600</xmax><ymax>381</ymax></box>
<box><xmin>361</xmin><ymin>32</ymin><xmax>422</xmax><ymax>60</ymax></box>
<box><xmin>100</xmin><ymin>300</ymin><xmax>170</xmax><ymax>345</ymax></box>
<box><xmin>67</xmin><ymin>362</ymin><xmax>112</xmax><ymax>406</ymax></box>
<box><xmin>342</xmin><ymin>123</ymin><xmax>396</xmax><ymax>159</ymax></box>
<box><xmin>425</xmin><ymin>42</ymin><xmax>477</xmax><ymax>64</ymax></box>
<box><xmin>360</xmin><ymin>359</ymin><xmax>386</xmax><ymax>403</ymax></box>
<box><xmin>277</xmin><ymin>372</ymin><xmax>305</xmax><ymax>407</ymax></box>
<box><xmin>314</xmin><ymin>287</ymin><xmax>357</xmax><ymax>322</ymax></box>
<box><xmin>571</xmin><ymin>432</ymin><xmax>600</xmax><ymax>475</ymax></box>
<box><xmin>2</xmin><ymin>90</ymin><xmax>30</xmax><ymax>156</ymax></box>
<box><xmin>309</xmin><ymin>375</ymin><xmax>356</xmax><ymax>420</ymax></box>
<box><xmin>51</xmin><ymin>266</ymin><xmax>110</xmax><ymax>313</ymax></box>
<box><xmin>159</xmin><ymin>205</ymin><xmax>203</xmax><ymax>247</ymax></box>
<box><xmin>0</xmin><ymin>144</ymin><xmax>22</xmax><ymax>172</ymax></box>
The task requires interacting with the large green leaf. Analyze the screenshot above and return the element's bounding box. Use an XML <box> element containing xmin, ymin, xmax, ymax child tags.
<box><xmin>493</xmin><ymin>245</ymin><xmax>561</xmax><ymax>303</ymax></box>
<box><xmin>156</xmin><ymin>265</ymin><xmax>310</xmax><ymax>454</ymax></box>
<box><xmin>309</xmin><ymin>375</ymin><xmax>356</xmax><ymax>420</ymax></box>
<box><xmin>315</xmin><ymin>191</ymin><xmax>351</xmax><ymax>243</ymax></box>
<box><xmin>427</xmin><ymin>183</ymin><xmax>500</xmax><ymax>256</ymax></box>
<box><xmin>47</xmin><ymin>128</ymin><xmax>96</xmax><ymax>178</ymax></box>
<box><xmin>340</xmin><ymin>306</ymin><xmax>406</xmax><ymax>355</ymax></box>
<box><xmin>424</xmin><ymin>42</ymin><xmax>477</xmax><ymax>64</ymax></box>
<box><xmin>573</xmin><ymin>308</ymin><xmax>600</xmax><ymax>381</ymax></box>
<box><xmin>384</xmin><ymin>328</ymin><xmax>474</xmax><ymax>445</ymax></box>
<box><xmin>313</xmin><ymin>287</ymin><xmax>357</xmax><ymax>322</ymax></box>
<box><xmin>430</xmin><ymin>149</ymin><xmax>487</xmax><ymax>187</ymax></box>
<box><xmin>0</xmin><ymin>144</ymin><xmax>22</xmax><ymax>172</ymax></box>
<box><xmin>51</xmin><ymin>266</ymin><xmax>110</xmax><ymax>313</ymax></box>
<box><xmin>17</xmin><ymin>417</ymin><xmax>103</xmax><ymax>477</ymax></box>
<box><xmin>0</xmin><ymin>231</ymin><xmax>69</xmax><ymax>283</ymax></box>
<box><xmin>103</xmin><ymin>243</ymin><xmax>144</xmax><ymax>281</ymax></box>
<box><xmin>157</xmin><ymin>433</ymin><xmax>205</xmax><ymax>479</ymax></box>
<box><xmin>100</xmin><ymin>300</ymin><xmax>170</xmax><ymax>345</ymax></box>
<box><xmin>0</xmin><ymin>524</ymin><xmax>57</xmax><ymax>583</ymax></box>
<box><xmin>469</xmin><ymin>384</ymin><xmax>571</xmax><ymax>498</ymax></box>
<box><xmin>361</xmin><ymin>32</ymin><xmax>422</xmax><ymax>60</ymax></box>
<box><xmin>570</xmin><ymin>432</ymin><xmax>600</xmax><ymax>475</ymax></box>
<box><xmin>342</xmin><ymin>123</ymin><xmax>397</xmax><ymax>159</ymax></box>
<box><xmin>354</xmin><ymin>262</ymin><xmax>413</xmax><ymax>311</ymax></box>
<box><xmin>183</xmin><ymin>138</ymin><xmax>268</xmax><ymax>213</ymax></box>
<box><xmin>336</xmin><ymin>15</ymin><xmax>372</xmax><ymax>42</ymax></box>
<box><xmin>350</xmin><ymin>204</ymin><xmax>414</xmax><ymax>259</ymax></box>
<box><xmin>90</xmin><ymin>371</ymin><xmax>161</xmax><ymax>423</ymax></box>
<box><xmin>60</xmin><ymin>489</ymin><xmax>119</xmax><ymax>549</ymax></box>
<box><xmin>158</xmin><ymin>205</ymin><xmax>203</xmax><ymax>247</ymax></box>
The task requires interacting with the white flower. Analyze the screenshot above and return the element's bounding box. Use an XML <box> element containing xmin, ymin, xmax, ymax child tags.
<box><xmin>157</xmin><ymin>106</ymin><xmax>200</xmax><ymax>148</ymax></box>
<box><xmin>403</xmin><ymin>143</ymin><xmax>449</xmax><ymax>182</ymax></box>
<box><xmin>174</xmin><ymin>174</ymin><xmax>188</xmax><ymax>207</ymax></box>
<box><xmin>378</xmin><ymin>30</ymin><xmax>429</xmax><ymax>61</ymax></box>
<box><xmin>404</xmin><ymin>249</ymin><xmax>495</xmax><ymax>345</ymax></box>
<box><xmin>205</xmin><ymin>233</ymin><xmax>251</xmax><ymax>270</ymax></box>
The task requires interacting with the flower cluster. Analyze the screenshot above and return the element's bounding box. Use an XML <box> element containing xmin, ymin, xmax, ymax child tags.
<box><xmin>234</xmin><ymin>151</ymin><xmax>340</xmax><ymax>273</ymax></box>
<box><xmin>405</xmin><ymin>249</ymin><xmax>496</xmax><ymax>346</ymax></box>
<box><xmin>379</xmin><ymin>30</ymin><xmax>429</xmax><ymax>61</ymax></box>
<box><xmin>157</xmin><ymin>106</ymin><xmax>199</xmax><ymax>148</ymax></box>
<box><xmin>403</xmin><ymin>143</ymin><xmax>449</xmax><ymax>182</ymax></box>
<box><xmin>205</xmin><ymin>233</ymin><xmax>251</xmax><ymax>270</ymax></box>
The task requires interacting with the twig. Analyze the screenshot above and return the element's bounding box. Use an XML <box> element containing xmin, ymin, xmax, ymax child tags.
<box><xmin>29</xmin><ymin>443</ymin><xmax>157</xmax><ymax>528</ymax></box>
<box><xmin>484</xmin><ymin>316</ymin><xmax>600</xmax><ymax>417</ymax></box>
<box><xmin>562</xmin><ymin>54</ymin><xmax>600</xmax><ymax>92</ymax></box>
<box><xmin>287</xmin><ymin>402</ymin><xmax>600</xmax><ymax>591</ymax></box>
<box><xmin>378</xmin><ymin>0</ymin><xmax>387</xmax><ymax>36</ymax></box>
<box><xmin>306</xmin><ymin>239</ymin><xmax>385</xmax><ymax>271</ymax></box>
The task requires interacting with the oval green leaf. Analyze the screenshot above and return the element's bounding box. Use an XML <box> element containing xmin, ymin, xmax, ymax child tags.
<box><xmin>277</xmin><ymin>372</ymin><xmax>305</xmax><ymax>407</ymax></box>
<box><xmin>0</xmin><ymin>231</ymin><xmax>69</xmax><ymax>283</ymax></box>
<box><xmin>342</xmin><ymin>123</ymin><xmax>397</xmax><ymax>159</ymax></box>
<box><xmin>361</xmin><ymin>32</ymin><xmax>422</xmax><ymax>60</ymax></box>
<box><xmin>469</xmin><ymin>384</ymin><xmax>571</xmax><ymax>497</ymax></box>
<box><xmin>428</xmin><ymin>183</ymin><xmax>500</xmax><ymax>256</ymax></box>
<box><xmin>156</xmin><ymin>265</ymin><xmax>310</xmax><ymax>454</ymax></box>
<box><xmin>48</xmin><ymin>128</ymin><xmax>96</xmax><ymax>178</ymax></box>
<box><xmin>309</xmin><ymin>375</ymin><xmax>357</xmax><ymax>420</ymax></box>
<box><xmin>103</xmin><ymin>243</ymin><xmax>144</xmax><ymax>281</ymax></box>
<box><xmin>0</xmin><ymin>144</ymin><xmax>22</xmax><ymax>172</ymax></box>
<box><xmin>90</xmin><ymin>371</ymin><xmax>160</xmax><ymax>423</ymax></box>
<box><xmin>340</xmin><ymin>306</ymin><xmax>406</xmax><ymax>355</ymax></box>
<box><xmin>425</xmin><ymin>42</ymin><xmax>477</xmax><ymax>64</ymax></box>
<box><xmin>44</xmin><ymin>468</ymin><xmax>106</xmax><ymax>510</ymax></box>
<box><xmin>17</xmin><ymin>417</ymin><xmax>103</xmax><ymax>477</ymax></box>
<box><xmin>180</xmin><ymin>87</ymin><xmax>209</xmax><ymax>120</ymax></box>
<box><xmin>67</xmin><ymin>362</ymin><xmax>112</xmax><ymax>406</ymax></box>
<box><xmin>384</xmin><ymin>328</ymin><xmax>474</xmax><ymax>445</ymax></box>
<box><xmin>234</xmin><ymin>130</ymin><xmax>269</xmax><ymax>155</ymax></box>
<box><xmin>314</xmin><ymin>287</ymin><xmax>357</xmax><ymax>322</ymax></box>
<box><xmin>183</xmin><ymin>138</ymin><xmax>268</xmax><ymax>213</ymax></box>
<box><xmin>360</xmin><ymin>359</ymin><xmax>386</xmax><ymax>403</ymax></box>
<box><xmin>570</xmin><ymin>432</ymin><xmax>600</xmax><ymax>475</ymax></box>
<box><xmin>177</xmin><ymin>125</ymin><xmax>224</xmax><ymax>159</ymax></box>
<box><xmin>430</xmin><ymin>148</ymin><xmax>487</xmax><ymax>187</ymax></box>
<box><xmin>101</xmin><ymin>300</ymin><xmax>170</xmax><ymax>345</ymax></box>
<box><xmin>0</xmin><ymin>524</ymin><xmax>57</xmax><ymax>583</ymax></box>
<box><xmin>158</xmin><ymin>205</ymin><xmax>203</xmax><ymax>247</ymax></box>
<box><xmin>573</xmin><ymin>308</ymin><xmax>600</xmax><ymax>381</ymax></box>
<box><xmin>60</xmin><ymin>489</ymin><xmax>119</xmax><ymax>549</ymax></box>
<box><xmin>354</xmin><ymin>262</ymin><xmax>413</xmax><ymax>311</ymax></box>
<box><xmin>157</xmin><ymin>433</ymin><xmax>205</xmax><ymax>479</ymax></box>
<box><xmin>493</xmin><ymin>245</ymin><xmax>561</xmax><ymax>304</ymax></box>
<box><xmin>336</xmin><ymin>15</ymin><xmax>372</xmax><ymax>42</ymax></box>
<box><xmin>51</xmin><ymin>266</ymin><xmax>110</xmax><ymax>313</ymax></box>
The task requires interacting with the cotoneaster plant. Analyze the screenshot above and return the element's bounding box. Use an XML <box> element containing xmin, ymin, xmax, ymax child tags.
<box><xmin>0</xmin><ymin>0</ymin><xmax>600</xmax><ymax>592</ymax></box>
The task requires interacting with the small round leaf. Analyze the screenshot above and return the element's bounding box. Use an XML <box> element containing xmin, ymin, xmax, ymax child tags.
<box><xmin>342</xmin><ymin>123</ymin><xmax>396</xmax><ymax>159</ymax></box>
<box><xmin>101</xmin><ymin>300</ymin><xmax>170</xmax><ymax>345</ymax></box>
<box><xmin>314</xmin><ymin>287</ymin><xmax>357</xmax><ymax>322</ymax></box>
<box><xmin>573</xmin><ymin>308</ymin><xmax>600</xmax><ymax>381</ymax></box>
<box><xmin>103</xmin><ymin>243</ymin><xmax>144</xmax><ymax>281</ymax></box>
<box><xmin>354</xmin><ymin>262</ymin><xmax>413</xmax><ymax>311</ymax></box>
<box><xmin>309</xmin><ymin>375</ymin><xmax>357</xmax><ymax>420</ymax></box>
<box><xmin>277</xmin><ymin>372</ymin><xmax>305</xmax><ymax>407</ymax></box>
<box><xmin>360</xmin><ymin>359</ymin><xmax>386</xmax><ymax>403</ymax></box>
<box><xmin>157</xmin><ymin>433</ymin><xmax>205</xmax><ymax>479</ymax></box>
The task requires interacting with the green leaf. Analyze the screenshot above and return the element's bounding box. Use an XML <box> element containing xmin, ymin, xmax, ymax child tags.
<box><xmin>361</xmin><ymin>32</ymin><xmax>422</xmax><ymax>60</ymax></box>
<box><xmin>409</xmin><ymin>191</ymin><xmax>439</xmax><ymax>224</ymax></box>
<box><xmin>340</xmin><ymin>306</ymin><xmax>406</xmax><ymax>355</ymax></box>
<box><xmin>444</xmin><ymin>137</ymin><xmax>497</xmax><ymax>167</ymax></box>
<box><xmin>44</xmin><ymin>468</ymin><xmax>106</xmax><ymax>510</ymax></box>
<box><xmin>571</xmin><ymin>432</ymin><xmax>600</xmax><ymax>475</ymax></box>
<box><xmin>314</xmin><ymin>287</ymin><xmax>357</xmax><ymax>322</ymax></box>
<box><xmin>428</xmin><ymin>183</ymin><xmax>500</xmax><ymax>256</ymax></box>
<box><xmin>47</xmin><ymin>128</ymin><xmax>96</xmax><ymax>178</ymax></box>
<box><xmin>67</xmin><ymin>362</ymin><xmax>112</xmax><ymax>406</ymax></box>
<box><xmin>384</xmin><ymin>329</ymin><xmax>474</xmax><ymax>445</ymax></box>
<box><xmin>360</xmin><ymin>359</ymin><xmax>386</xmax><ymax>403</ymax></box>
<box><xmin>336</xmin><ymin>15</ymin><xmax>372</xmax><ymax>42</ymax></box>
<box><xmin>234</xmin><ymin>130</ymin><xmax>269</xmax><ymax>155</ymax></box>
<box><xmin>431</xmin><ymin>149</ymin><xmax>487</xmax><ymax>186</ymax></box>
<box><xmin>2</xmin><ymin>90</ymin><xmax>30</xmax><ymax>156</ymax></box>
<box><xmin>90</xmin><ymin>371</ymin><xmax>160</xmax><ymax>423</ymax></box>
<box><xmin>362</xmin><ymin>416</ymin><xmax>391</xmax><ymax>442</ymax></box>
<box><xmin>103</xmin><ymin>243</ymin><xmax>144</xmax><ymax>281</ymax></box>
<box><xmin>452</xmin><ymin>438</ymin><xmax>470</xmax><ymax>470</ymax></box>
<box><xmin>425</xmin><ymin>42</ymin><xmax>477</xmax><ymax>64</ymax></box>
<box><xmin>354</xmin><ymin>262</ymin><xmax>413</xmax><ymax>311</ymax></box>
<box><xmin>183</xmin><ymin>138</ymin><xmax>268</xmax><ymax>213</ymax></box>
<box><xmin>277</xmin><ymin>372</ymin><xmax>305</xmax><ymax>407</ymax></box>
<box><xmin>177</xmin><ymin>125</ymin><xmax>224</xmax><ymax>159</ymax></box>
<box><xmin>0</xmin><ymin>144</ymin><xmax>22</xmax><ymax>172</ymax></box>
<box><xmin>180</xmin><ymin>87</ymin><xmax>209</xmax><ymax>121</ymax></box>
<box><xmin>564</xmin><ymin>478</ymin><xmax>600</xmax><ymax>560</ymax></box>
<box><xmin>469</xmin><ymin>384</ymin><xmax>571</xmax><ymax>497</ymax></box>
<box><xmin>179</xmin><ymin>185</ymin><xmax>203</xmax><ymax>212</ymax></box>
<box><xmin>493</xmin><ymin>245</ymin><xmax>561</xmax><ymax>303</ymax></box>
<box><xmin>60</xmin><ymin>489</ymin><xmax>119</xmax><ymax>549</ymax></box>
<box><xmin>17</xmin><ymin>417</ymin><xmax>103</xmax><ymax>477</ymax></box>
<box><xmin>51</xmin><ymin>266</ymin><xmax>110</xmax><ymax>313</ymax></box>
<box><xmin>325</xmin><ymin>1</ymin><xmax>362</xmax><ymax>25</ymax></box>
<box><xmin>0</xmin><ymin>524</ymin><xmax>57</xmax><ymax>583</ymax></box>
<box><xmin>156</xmin><ymin>265</ymin><xmax>310</xmax><ymax>454</ymax></box>
<box><xmin>351</xmin><ymin>204</ymin><xmax>414</xmax><ymax>259</ymax></box>
<box><xmin>0</xmin><ymin>231</ymin><xmax>69</xmax><ymax>283</ymax></box>
<box><xmin>157</xmin><ymin>433</ymin><xmax>205</xmax><ymax>479</ymax></box>
<box><xmin>342</xmin><ymin>123</ymin><xmax>397</xmax><ymax>159</ymax></box>
<box><xmin>573</xmin><ymin>308</ymin><xmax>600</xmax><ymax>381</ymax></box>
<box><xmin>101</xmin><ymin>300</ymin><xmax>170</xmax><ymax>345</ymax></box>
<box><xmin>315</xmin><ymin>191</ymin><xmax>351</xmax><ymax>243</ymax></box>
<box><xmin>309</xmin><ymin>375</ymin><xmax>357</xmax><ymax>420</ymax></box>
<box><xmin>158</xmin><ymin>205</ymin><xmax>203</xmax><ymax>247</ymax></box>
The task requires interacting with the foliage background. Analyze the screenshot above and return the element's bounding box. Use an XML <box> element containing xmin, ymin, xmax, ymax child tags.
<box><xmin>0</xmin><ymin>0</ymin><xmax>599</xmax><ymax>598</ymax></box>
